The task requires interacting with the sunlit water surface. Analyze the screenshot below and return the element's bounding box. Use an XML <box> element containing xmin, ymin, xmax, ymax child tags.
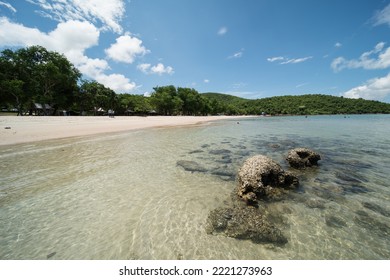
<box><xmin>1</xmin><ymin>115</ymin><xmax>389</xmax><ymax>259</ymax></box>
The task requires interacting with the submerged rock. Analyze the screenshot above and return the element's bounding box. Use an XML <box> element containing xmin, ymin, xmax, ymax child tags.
<box><xmin>268</xmin><ymin>143</ymin><xmax>281</xmax><ymax>149</ymax></box>
<box><xmin>206</xmin><ymin>206</ymin><xmax>288</xmax><ymax>245</ymax></box>
<box><xmin>335</xmin><ymin>172</ymin><xmax>364</xmax><ymax>184</ymax></box>
<box><xmin>237</xmin><ymin>155</ymin><xmax>299</xmax><ymax>204</ymax></box>
<box><xmin>342</xmin><ymin>184</ymin><xmax>370</xmax><ymax>194</ymax></box>
<box><xmin>215</xmin><ymin>156</ymin><xmax>232</xmax><ymax>164</ymax></box>
<box><xmin>362</xmin><ymin>202</ymin><xmax>390</xmax><ymax>218</ymax></box>
<box><xmin>325</xmin><ymin>215</ymin><xmax>347</xmax><ymax>228</ymax></box>
<box><xmin>176</xmin><ymin>160</ymin><xmax>207</xmax><ymax>173</ymax></box>
<box><xmin>305</xmin><ymin>198</ymin><xmax>326</xmax><ymax>209</ymax></box>
<box><xmin>210</xmin><ymin>168</ymin><xmax>236</xmax><ymax>180</ymax></box>
<box><xmin>236</xmin><ymin>150</ymin><xmax>251</xmax><ymax>157</ymax></box>
<box><xmin>354</xmin><ymin>211</ymin><xmax>390</xmax><ymax>238</ymax></box>
<box><xmin>209</xmin><ymin>149</ymin><xmax>232</xmax><ymax>155</ymax></box>
<box><xmin>188</xmin><ymin>149</ymin><xmax>204</xmax><ymax>154</ymax></box>
<box><xmin>233</xmin><ymin>144</ymin><xmax>247</xmax><ymax>150</ymax></box>
<box><xmin>286</xmin><ymin>148</ymin><xmax>321</xmax><ymax>169</ymax></box>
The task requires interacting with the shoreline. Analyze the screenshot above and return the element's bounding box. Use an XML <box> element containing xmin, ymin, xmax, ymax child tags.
<box><xmin>0</xmin><ymin>115</ymin><xmax>252</xmax><ymax>146</ymax></box>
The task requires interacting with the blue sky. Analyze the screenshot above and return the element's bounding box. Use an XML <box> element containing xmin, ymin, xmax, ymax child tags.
<box><xmin>1</xmin><ymin>0</ymin><xmax>390</xmax><ymax>102</ymax></box>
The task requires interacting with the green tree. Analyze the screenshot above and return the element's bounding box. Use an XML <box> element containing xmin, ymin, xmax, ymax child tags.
<box><xmin>118</xmin><ymin>94</ymin><xmax>152</xmax><ymax>115</ymax></box>
<box><xmin>0</xmin><ymin>49</ymin><xmax>28</xmax><ymax>114</ymax></box>
<box><xmin>78</xmin><ymin>80</ymin><xmax>117</xmax><ymax>115</ymax></box>
<box><xmin>177</xmin><ymin>87</ymin><xmax>202</xmax><ymax>115</ymax></box>
<box><xmin>0</xmin><ymin>46</ymin><xmax>81</xmax><ymax>115</ymax></box>
<box><xmin>150</xmin><ymin>85</ymin><xmax>183</xmax><ymax>115</ymax></box>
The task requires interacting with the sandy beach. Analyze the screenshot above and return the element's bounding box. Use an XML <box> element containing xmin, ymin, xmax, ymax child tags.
<box><xmin>0</xmin><ymin>115</ymin><xmax>247</xmax><ymax>146</ymax></box>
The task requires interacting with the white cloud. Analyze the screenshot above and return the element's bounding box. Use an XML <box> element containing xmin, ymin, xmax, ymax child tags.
<box><xmin>77</xmin><ymin>57</ymin><xmax>109</xmax><ymax>77</ymax></box>
<box><xmin>137</xmin><ymin>63</ymin><xmax>151</xmax><ymax>73</ymax></box>
<box><xmin>331</xmin><ymin>42</ymin><xmax>390</xmax><ymax>72</ymax></box>
<box><xmin>228</xmin><ymin>51</ymin><xmax>243</xmax><ymax>59</ymax></box>
<box><xmin>373</xmin><ymin>3</ymin><xmax>390</xmax><ymax>27</ymax></box>
<box><xmin>280</xmin><ymin>56</ymin><xmax>313</xmax><ymax>64</ymax></box>
<box><xmin>0</xmin><ymin>1</ymin><xmax>16</xmax><ymax>12</ymax></box>
<box><xmin>105</xmin><ymin>34</ymin><xmax>149</xmax><ymax>64</ymax></box>
<box><xmin>95</xmin><ymin>73</ymin><xmax>137</xmax><ymax>92</ymax></box>
<box><xmin>267</xmin><ymin>55</ymin><xmax>313</xmax><ymax>64</ymax></box>
<box><xmin>296</xmin><ymin>82</ymin><xmax>309</xmax><ymax>88</ymax></box>
<box><xmin>204</xmin><ymin>79</ymin><xmax>210</xmax><ymax>83</ymax></box>
<box><xmin>0</xmin><ymin>17</ymin><xmax>137</xmax><ymax>92</ymax></box>
<box><xmin>217</xmin><ymin>26</ymin><xmax>227</xmax><ymax>36</ymax></box>
<box><xmin>0</xmin><ymin>18</ymin><xmax>100</xmax><ymax>58</ymax></box>
<box><xmin>48</xmin><ymin>20</ymin><xmax>100</xmax><ymax>56</ymax></box>
<box><xmin>335</xmin><ymin>42</ymin><xmax>342</xmax><ymax>48</ymax></box>
<box><xmin>267</xmin><ymin>56</ymin><xmax>285</xmax><ymax>62</ymax></box>
<box><xmin>330</xmin><ymin>57</ymin><xmax>345</xmax><ymax>72</ymax></box>
<box><xmin>137</xmin><ymin>63</ymin><xmax>174</xmax><ymax>75</ymax></box>
<box><xmin>343</xmin><ymin>72</ymin><xmax>390</xmax><ymax>100</ymax></box>
<box><xmin>150</xmin><ymin>63</ymin><xmax>174</xmax><ymax>75</ymax></box>
<box><xmin>27</xmin><ymin>0</ymin><xmax>126</xmax><ymax>33</ymax></box>
<box><xmin>0</xmin><ymin>17</ymin><xmax>46</xmax><ymax>46</ymax></box>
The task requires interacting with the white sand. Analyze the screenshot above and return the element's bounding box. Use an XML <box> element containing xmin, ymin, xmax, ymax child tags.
<box><xmin>0</xmin><ymin>115</ymin><xmax>247</xmax><ymax>146</ymax></box>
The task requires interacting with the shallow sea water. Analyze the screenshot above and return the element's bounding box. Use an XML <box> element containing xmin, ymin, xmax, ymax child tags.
<box><xmin>1</xmin><ymin>115</ymin><xmax>389</xmax><ymax>259</ymax></box>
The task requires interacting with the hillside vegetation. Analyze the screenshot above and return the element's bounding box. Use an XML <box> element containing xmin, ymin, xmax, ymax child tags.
<box><xmin>202</xmin><ymin>93</ymin><xmax>390</xmax><ymax>115</ymax></box>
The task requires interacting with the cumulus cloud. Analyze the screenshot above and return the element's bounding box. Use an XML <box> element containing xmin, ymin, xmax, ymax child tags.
<box><xmin>0</xmin><ymin>1</ymin><xmax>16</xmax><ymax>13</ymax></box>
<box><xmin>217</xmin><ymin>26</ymin><xmax>227</xmax><ymax>36</ymax></box>
<box><xmin>137</xmin><ymin>63</ymin><xmax>152</xmax><ymax>73</ymax></box>
<box><xmin>105</xmin><ymin>34</ymin><xmax>149</xmax><ymax>63</ymax></box>
<box><xmin>0</xmin><ymin>17</ymin><xmax>137</xmax><ymax>92</ymax></box>
<box><xmin>77</xmin><ymin>57</ymin><xmax>109</xmax><ymax>77</ymax></box>
<box><xmin>48</xmin><ymin>20</ymin><xmax>100</xmax><ymax>57</ymax></box>
<box><xmin>0</xmin><ymin>17</ymin><xmax>100</xmax><ymax>55</ymax></box>
<box><xmin>331</xmin><ymin>42</ymin><xmax>390</xmax><ymax>72</ymax></box>
<box><xmin>137</xmin><ymin>63</ymin><xmax>174</xmax><ymax>75</ymax></box>
<box><xmin>94</xmin><ymin>73</ymin><xmax>137</xmax><ymax>92</ymax></box>
<box><xmin>204</xmin><ymin>79</ymin><xmax>210</xmax><ymax>83</ymax></box>
<box><xmin>0</xmin><ymin>17</ymin><xmax>45</xmax><ymax>46</ymax></box>
<box><xmin>373</xmin><ymin>3</ymin><xmax>390</xmax><ymax>27</ymax></box>
<box><xmin>26</xmin><ymin>0</ymin><xmax>126</xmax><ymax>33</ymax></box>
<box><xmin>334</xmin><ymin>42</ymin><xmax>342</xmax><ymax>48</ymax></box>
<box><xmin>343</xmin><ymin>72</ymin><xmax>390</xmax><ymax>100</ymax></box>
<box><xmin>267</xmin><ymin>55</ymin><xmax>313</xmax><ymax>64</ymax></box>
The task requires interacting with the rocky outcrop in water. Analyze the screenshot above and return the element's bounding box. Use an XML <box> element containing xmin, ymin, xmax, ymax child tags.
<box><xmin>286</xmin><ymin>148</ymin><xmax>321</xmax><ymax>169</ymax></box>
<box><xmin>206</xmin><ymin>205</ymin><xmax>288</xmax><ymax>245</ymax></box>
<box><xmin>192</xmin><ymin>144</ymin><xmax>323</xmax><ymax>246</ymax></box>
<box><xmin>237</xmin><ymin>155</ymin><xmax>299</xmax><ymax>205</ymax></box>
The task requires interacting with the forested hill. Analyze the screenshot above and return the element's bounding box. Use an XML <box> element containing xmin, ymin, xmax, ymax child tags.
<box><xmin>202</xmin><ymin>93</ymin><xmax>390</xmax><ymax>115</ymax></box>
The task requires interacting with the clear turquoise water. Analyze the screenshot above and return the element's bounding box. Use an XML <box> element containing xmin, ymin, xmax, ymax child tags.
<box><xmin>1</xmin><ymin>115</ymin><xmax>389</xmax><ymax>259</ymax></box>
